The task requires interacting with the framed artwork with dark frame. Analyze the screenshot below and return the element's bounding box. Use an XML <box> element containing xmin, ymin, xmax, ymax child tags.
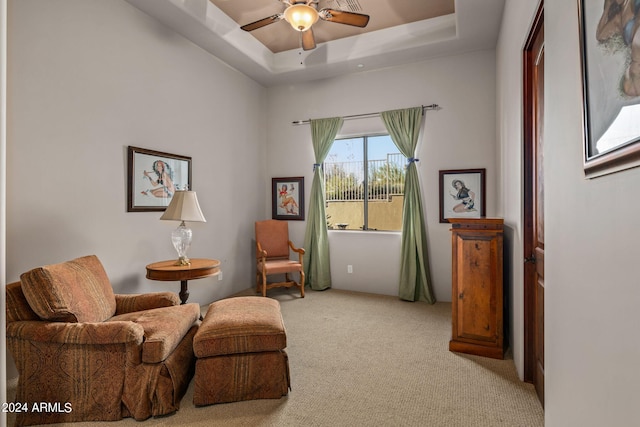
<box><xmin>439</xmin><ymin>169</ymin><xmax>486</xmax><ymax>223</ymax></box>
<box><xmin>272</xmin><ymin>177</ymin><xmax>304</xmax><ymax>220</ymax></box>
<box><xmin>127</xmin><ymin>146</ymin><xmax>192</xmax><ymax>212</ymax></box>
<box><xmin>579</xmin><ymin>0</ymin><xmax>640</xmax><ymax>177</ymax></box>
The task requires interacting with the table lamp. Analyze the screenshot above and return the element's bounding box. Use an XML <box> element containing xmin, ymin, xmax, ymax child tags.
<box><xmin>160</xmin><ymin>190</ymin><xmax>206</xmax><ymax>266</ymax></box>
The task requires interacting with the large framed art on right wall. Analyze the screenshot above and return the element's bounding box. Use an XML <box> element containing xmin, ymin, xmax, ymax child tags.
<box><xmin>579</xmin><ymin>0</ymin><xmax>640</xmax><ymax>177</ymax></box>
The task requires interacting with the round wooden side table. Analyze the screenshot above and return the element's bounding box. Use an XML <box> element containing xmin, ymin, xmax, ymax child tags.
<box><xmin>146</xmin><ymin>258</ymin><xmax>220</xmax><ymax>305</ymax></box>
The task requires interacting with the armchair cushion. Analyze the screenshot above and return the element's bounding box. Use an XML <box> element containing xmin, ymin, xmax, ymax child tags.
<box><xmin>110</xmin><ymin>303</ymin><xmax>200</xmax><ymax>363</ymax></box>
<box><xmin>20</xmin><ymin>255</ymin><xmax>116</xmax><ymax>323</ymax></box>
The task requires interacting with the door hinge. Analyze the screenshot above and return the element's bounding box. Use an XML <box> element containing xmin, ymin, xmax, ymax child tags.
<box><xmin>524</xmin><ymin>255</ymin><xmax>536</xmax><ymax>264</ymax></box>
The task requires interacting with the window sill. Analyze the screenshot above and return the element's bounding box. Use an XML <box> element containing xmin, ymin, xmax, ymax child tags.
<box><xmin>328</xmin><ymin>229</ymin><xmax>401</xmax><ymax>235</ymax></box>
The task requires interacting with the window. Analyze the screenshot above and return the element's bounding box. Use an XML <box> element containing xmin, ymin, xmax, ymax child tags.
<box><xmin>324</xmin><ymin>134</ymin><xmax>406</xmax><ymax>231</ymax></box>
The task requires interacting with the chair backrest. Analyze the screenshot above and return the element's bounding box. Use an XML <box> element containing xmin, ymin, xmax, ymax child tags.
<box><xmin>19</xmin><ymin>255</ymin><xmax>117</xmax><ymax>323</ymax></box>
<box><xmin>255</xmin><ymin>220</ymin><xmax>290</xmax><ymax>259</ymax></box>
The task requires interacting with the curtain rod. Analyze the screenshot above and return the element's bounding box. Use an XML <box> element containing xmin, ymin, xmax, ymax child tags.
<box><xmin>291</xmin><ymin>104</ymin><xmax>441</xmax><ymax>126</ymax></box>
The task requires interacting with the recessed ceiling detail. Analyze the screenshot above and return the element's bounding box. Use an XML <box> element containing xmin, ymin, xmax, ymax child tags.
<box><xmin>211</xmin><ymin>0</ymin><xmax>455</xmax><ymax>53</ymax></box>
<box><xmin>124</xmin><ymin>0</ymin><xmax>505</xmax><ymax>87</ymax></box>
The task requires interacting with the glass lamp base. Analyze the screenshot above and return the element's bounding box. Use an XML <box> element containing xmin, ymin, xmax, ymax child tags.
<box><xmin>172</xmin><ymin>221</ymin><xmax>193</xmax><ymax>266</ymax></box>
<box><xmin>175</xmin><ymin>256</ymin><xmax>191</xmax><ymax>266</ymax></box>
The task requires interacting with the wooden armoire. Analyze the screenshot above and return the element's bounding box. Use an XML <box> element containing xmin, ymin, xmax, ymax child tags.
<box><xmin>448</xmin><ymin>218</ymin><xmax>504</xmax><ymax>359</ymax></box>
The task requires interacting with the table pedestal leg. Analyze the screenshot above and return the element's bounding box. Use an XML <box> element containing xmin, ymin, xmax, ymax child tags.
<box><xmin>179</xmin><ymin>280</ymin><xmax>189</xmax><ymax>305</ymax></box>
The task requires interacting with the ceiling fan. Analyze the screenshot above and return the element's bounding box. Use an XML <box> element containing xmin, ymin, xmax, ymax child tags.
<box><xmin>240</xmin><ymin>0</ymin><xmax>370</xmax><ymax>51</ymax></box>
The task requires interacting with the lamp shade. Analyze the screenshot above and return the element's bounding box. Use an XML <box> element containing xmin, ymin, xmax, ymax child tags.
<box><xmin>160</xmin><ymin>191</ymin><xmax>206</xmax><ymax>223</ymax></box>
<box><xmin>283</xmin><ymin>3</ymin><xmax>318</xmax><ymax>32</ymax></box>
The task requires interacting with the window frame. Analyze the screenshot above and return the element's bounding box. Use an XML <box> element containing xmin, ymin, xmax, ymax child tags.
<box><xmin>324</xmin><ymin>133</ymin><xmax>405</xmax><ymax>232</ymax></box>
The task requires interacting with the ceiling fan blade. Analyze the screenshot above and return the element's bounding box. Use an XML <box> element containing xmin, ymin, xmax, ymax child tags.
<box><xmin>240</xmin><ymin>14</ymin><xmax>282</xmax><ymax>32</ymax></box>
<box><xmin>320</xmin><ymin>9</ymin><xmax>370</xmax><ymax>28</ymax></box>
<box><xmin>302</xmin><ymin>28</ymin><xmax>316</xmax><ymax>51</ymax></box>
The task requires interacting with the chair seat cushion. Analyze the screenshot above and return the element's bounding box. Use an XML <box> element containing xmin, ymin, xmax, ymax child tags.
<box><xmin>258</xmin><ymin>259</ymin><xmax>302</xmax><ymax>275</ymax></box>
<box><xmin>110</xmin><ymin>303</ymin><xmax>200</xmax><ymax>363</ymax></box>
<box><xmin>194</xmin><ymin>297</ymin><xmax>286</xmax><ymax>358</ymax></box>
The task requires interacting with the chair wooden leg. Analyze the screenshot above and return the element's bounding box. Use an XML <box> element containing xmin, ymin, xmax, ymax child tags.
<box><xmin>262</xmin><ymin>272</ymin><xmax>267</xmax><ymax>297</ymax></box>
<box><xmin>299</xmin><ymin>270</ymin><xmax>305</xmax><ymax>298</ymax></box>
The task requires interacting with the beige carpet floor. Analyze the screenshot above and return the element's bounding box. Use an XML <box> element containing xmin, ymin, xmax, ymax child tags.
<box><xmin>6</xmin><ymin>288</ymin><xmax>544</xmax><ymax>427</ymax></box>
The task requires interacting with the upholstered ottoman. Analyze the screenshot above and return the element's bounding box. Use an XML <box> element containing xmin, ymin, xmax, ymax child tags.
<box><xmin>193</xmin><ymin>296</ymin><xmax>291</xmax><ymax>406</ymax></box>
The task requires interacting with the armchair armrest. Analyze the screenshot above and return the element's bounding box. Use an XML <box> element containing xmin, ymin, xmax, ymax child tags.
<box><xmin>288</xmin><ymin>241</ymin><xmax>305</xmax><ymax>255</ymax></box>
<box><xmin>256</xmin><ymin>242</ymin><xmax>268</xmax><ymax>259</ymax></box>
<box><xmin>6</xmin><ymin>320</ymin><xmax>144</xmax><ymax>345</ymax></box>
<box><xmin>115</xmin><ymin>292</ymin><xmax>179</xmax><ymax>315</ymax></box>
<box><xmin>288</xmin><ymin>241</ymin><xmax>305</xmax><ymax>263</ymax></box>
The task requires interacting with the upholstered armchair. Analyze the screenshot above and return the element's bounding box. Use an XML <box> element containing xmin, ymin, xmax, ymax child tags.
<box><xmin>5</xmin><ymin>255</ymin><xmax>200</xmax><ymax>426</ymax></box>
<box><xmin>255</xmin><ymin>219</ymin><xmax>305</xmax><ymax>298</ymax></box>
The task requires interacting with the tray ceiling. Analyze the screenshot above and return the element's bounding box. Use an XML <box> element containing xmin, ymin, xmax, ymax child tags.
<box><xmin>125</xmin><ymin>0</ymin><xmax>505</xmax><ymax>86</ymax></box>
<box><xmin>210</xmin><ymin>0</ymin><xmax>455</xmax><ymax>53</ymax></box>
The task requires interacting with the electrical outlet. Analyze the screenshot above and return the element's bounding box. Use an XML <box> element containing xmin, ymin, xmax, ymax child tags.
<box><xmin>347</xmin><ymin>265</ymin><xmax>353</xmax><ymax>274</ymax></box>
<box><xmin>218</xmin><ymin>271</ymin><xmax>223</xmax><ymax>281</ymax></box>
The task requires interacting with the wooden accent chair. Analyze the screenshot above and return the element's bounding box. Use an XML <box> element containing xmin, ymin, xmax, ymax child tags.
<box><xmin>255</xmin><ymin>220</ymin><xmax>305</xmax><ymax>298</ymax></box>
<box><xmin>5</xmin><ymin>255</ymin><xmax>200</xmax><ymax>426</ymax></box>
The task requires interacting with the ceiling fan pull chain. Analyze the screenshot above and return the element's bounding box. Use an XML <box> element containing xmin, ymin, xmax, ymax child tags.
<box><xmin>298</xmin><ymin>34</ymin><xmax>304</xmax><ymax>61</ymax></box>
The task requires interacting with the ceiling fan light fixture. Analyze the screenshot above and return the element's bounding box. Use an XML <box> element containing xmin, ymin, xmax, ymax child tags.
<box><xmin>284</xmin><ymin>4</ymin><xmax>319</xmax><ymax>32</ymax></box>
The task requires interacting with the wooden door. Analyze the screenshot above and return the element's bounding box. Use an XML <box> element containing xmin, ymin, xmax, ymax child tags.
<box><xmin>524</xmin><ymin>3</ymin><xmax>545</xmax><ymax>406</ymax></box>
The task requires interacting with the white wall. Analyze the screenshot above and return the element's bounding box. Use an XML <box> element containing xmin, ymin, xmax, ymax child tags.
<box><xmin>498</xmin><ymin>1</ymin><xmax>640</xmax><ymax>425</ymax></box>
<box><xmin>266</xmin><ymin>51</ymin><xmax>497</xmax><ymax>302</ymax></box>
<box><xmin>5</xmin><ymin>0</ymin><xmax>266</xmax><ymax>378</ymax></box>
<box><xmin>1</xmin><ymin>0</ymin><xmax>7</xmax><ymax>417</ymax></box>
<box><xmin>546</xmin><ymin>1</ymin><xmax>640</xmax><ymax>425</ymax></box>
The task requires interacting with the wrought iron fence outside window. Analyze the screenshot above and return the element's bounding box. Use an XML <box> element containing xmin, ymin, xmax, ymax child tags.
<box><xmin>324</xmin><ymin>153</ymin><xmax>406</xmax><ymax>202</ymax></box>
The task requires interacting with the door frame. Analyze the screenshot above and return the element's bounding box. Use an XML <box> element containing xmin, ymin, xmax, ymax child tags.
<box><xmin>523</xmin><ymin>1</ymin><xmax>544</xmax><ymax>386</ymax></box>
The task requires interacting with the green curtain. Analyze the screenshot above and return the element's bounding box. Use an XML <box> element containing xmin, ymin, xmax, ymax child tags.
<box><xmin>303</xmin><ymin>117</ymin><xmax>344</xmax><ymax>290</ymax></box>
<box><xmin>381</xmin><ymin>107</ymin><xmax>435</xmax><ymax>303</ymax></box>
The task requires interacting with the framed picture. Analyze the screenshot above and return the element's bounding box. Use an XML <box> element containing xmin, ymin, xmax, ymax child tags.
<box><xmin>439</xmin><ymin>169</ymin><xmax>486</xmax><ymax>223</ymax></box>
<box><xmin>127</xmin><ymin>146</ymin><xmax>192</xmax><ymax>212</ymax></box>
<box><xmin>579</xmin><ymin>0</ymin><xmax>640</xmax><ymax>177</ymax></box>
<box><xmin>272</xmin><ymin>177</ymin><xmax>304</xmax><ymax>220</ymax></box>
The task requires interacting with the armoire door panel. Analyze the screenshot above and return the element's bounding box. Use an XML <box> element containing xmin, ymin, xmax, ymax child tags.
<box><xmin>449</xmin><ymin>218</ymin><xmax>504</xmax><ymax>359</ymax></box>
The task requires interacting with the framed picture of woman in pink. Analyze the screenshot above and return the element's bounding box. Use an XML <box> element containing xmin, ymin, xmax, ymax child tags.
<box><xmin>127</xmin><ymin>146</ymin><xmax>192</xmax><ymax>212</ymax></box>
<box><xmin>439</xmin><ymin>169</ymin><xmax>486</xmax><ymax>223</ymax></box>
<box><xmin>272</xmin><ymin>177</ymin><xmax>304</xmax><ymax>220</ymax></box>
